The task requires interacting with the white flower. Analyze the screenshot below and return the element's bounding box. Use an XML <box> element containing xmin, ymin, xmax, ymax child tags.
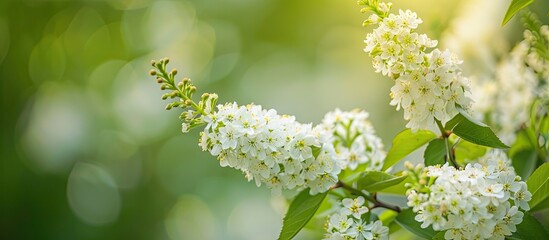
<box><xmin>329</xmin><ymin>213</ymin><xmax>354</xmax><ymax>233</ymax></box>
<box><xmin>324</xmin><ymin>199</ymin><xmax>388</xmax><ymax>240</ymax></box>
<box><xmin>341</xmin><ymin>197</ymin><xmax>369</xmax><ymax>219</ymax></box>
<box><xmin>324</xmin><ymin>232</ymin><xmax>346</xmax><ymax>240</ymax></box>
<box><xmin>513</xmin><ymin>182</ymin><xmax>532</xmax><ymax>210</ymax></box>
<box><xmin>181</xmin><ymin>122</ymin><xmax>190</xmax><ymax>133</ymax></box>
<box><xmin>367</xmin><ymin>220</ymin><xmax>389</xmax><ymax>240</ymax></box>
<box><xmin>502</xmin><ymin>205</ymin><xmax>524</xmax><ymax>232</ymax></box>
<box><xmin>347</xmin><ymin>219</ymin><xmax>372</xmax><ymax>240</ymax></box>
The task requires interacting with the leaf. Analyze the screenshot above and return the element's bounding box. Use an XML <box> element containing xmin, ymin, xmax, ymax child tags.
<box><xmin>511</xmin><ymin>149</ymin><xmax>537</xmax><ymax>181</ymax></box>
<box><xmin>378</xmin><ymin>209</ymin><xmax>398</xmax><ymax>225</ymax></box>
<box><xmin>379</xmin><ymin>176</ymin><xmax>412</xmax><ymax>195</ymax></box>
<box><xmin>311</xmin><ymin>146</ymin><xmax>322</xmax><ymax>159</ymax></box>
<box><xmin>432</xmin><ymin>231</ymin><xmax>446</xmax><ymax>240</ymax></box>
<box><xmin>502</xmin><ymin>0</ymin><xmax>535</xmax><ymax>26</ymax></box>
<box><xmin>357</xmin><ymin>171</ymin><xmax>408</xmax><ymax>193</ymax></box>
<box><xmin>278</xmin><ymin>189</ymin><xmax>328</xmax><ymax>240</ymax></box>
<box><xmin>509</xmin><ymin>211</ymin><xmax>549</xmax><ymax>239</ymax></box>
<box><xmin>445</xmin><ymin>109</ymin><xmax>509</xmax><ymax>149</ymax></box>
<box><xmin>526</xmin><ymin>163</ymin><xmax>549</xmax><ymax>211</ymax></box>
<box><xmin>454</xmin><ymin>138</ymin><xmax>487</xmax><ymax>164</ymax></box>
<box><xmin>395</xmin><ymin>208</ymin><xmax>439</xmax><ymax>239</ymax></box>
<box><xmin>424</xmin><ymin>138</ymin><xmax>446</xmax><ymax>166</ymax></box>
<box><xmin>509</xmin><ymin>129</ymin><xmax>538</xmax><ymax>180</ymax></box>
<box><xmin>382</xmin><ymin>129</ymin><xmax>436</xmax><ymax>171</ymax></box>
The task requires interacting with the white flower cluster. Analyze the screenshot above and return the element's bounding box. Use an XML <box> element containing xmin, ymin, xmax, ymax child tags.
<box><xmin>318</xmin><ymin>109</ymin><xmax>386</xmax><ymax>171</ymax></box>
<box><xmin>406</xmin><ymin>151</ymin><xmax>531</xmax><ymax>240</ymax></box>
<box><xmin>471</xmin><ymin>34</ymin><xmax>545</xmax><ymax>143</ymax></box>
<box><xmin>363</xmin><ymin>7</ymin><xmax>472</xmax><ymax>131</ymax></box>
<box><xmin>523</xmin><ymin>25</ymin><xmax>549</xmax><ymax>82</ymax></box>
<box><xmin>324</xmin><ymin>196</ymin><xmax>389</xmax><ymax>240</ymax></box>
<box><xmin>199</xmin><ymin>103</ymin><xmax>341</xmax><ymax>194</ymax></box>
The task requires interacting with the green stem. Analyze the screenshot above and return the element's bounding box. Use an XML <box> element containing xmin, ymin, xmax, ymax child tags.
<box><xmin>157</xmin><ymin>64</ymin><xmax>208</xmax><ymax>116</ymax></box>
<box><xmin>435</xmin><ymin>119</ymin><xmax>458</xmax><ymax>167</ymax></box>
<box><xmin>334</xmin><ymin>181</ymin><xmax>401</xmax><ymax>212</ymax></box>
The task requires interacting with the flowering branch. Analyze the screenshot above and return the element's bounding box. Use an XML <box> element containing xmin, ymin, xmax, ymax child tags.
<box><xmin>334</xmin><ymin>180</ymin><xmax>401</xmax><ymax>212</ymax></box>
<box><xmin>150</xmin><ymin>58</ymin><xmax>218</xmax><ymax>132</ymax></box>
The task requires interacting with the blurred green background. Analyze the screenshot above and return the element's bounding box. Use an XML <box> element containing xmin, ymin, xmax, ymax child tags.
<box><xmin>1</xmin><ymin>0</ymin><xmax>547</xmax><ymax>239</ymax></box>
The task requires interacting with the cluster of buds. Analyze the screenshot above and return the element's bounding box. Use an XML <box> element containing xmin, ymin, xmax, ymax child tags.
<box><xmin>358</xmin><ymin>0</ymin><xmax>393</xmax><ymax>19</ymax></box>
<box><xmin>150</xmin><ymin>58</ymin><xmax>218</xmax><ymax>133</ymax></box>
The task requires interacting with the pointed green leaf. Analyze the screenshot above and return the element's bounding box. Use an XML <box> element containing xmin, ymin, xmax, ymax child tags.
<box><xmin>446</xmin><ymin>109</ymin><xmax>509</xmax><ymax>149</ymax></box>
<box><xmin>454</xmin><ymin>139</ymin><xmax>487</xmax><ymax>164</ymax></box>
<box><xmin>424</xmin><ymin>138</ymin><xmax>446</xmax><ymax>166</ymax></box>
<box><xmin>379</xmin><ymin>176</ymin><xmax>412</xmax><ymax>195</ymax></box>
<box><xmin>382</xmin><ymin>129</ymin><xmax>437</xmax><ymax>171</ymax></box>
<box><xmin>509</xmin><ymin>129</ymin><xmax>538</xmax><ymax>180</ymax></box>
<box><xmin>502</xmin><ymin>0</ymin><xmax>535</xmax><ymax>26</ymax></box>
<box><xmin>395</xmin><ymin>208</ymin><xmax>440</xmax><ymax>239</ymax></box>
<box><xmin>527</xmin><ymin>163</ymin><xmax>549</xmax><ymax>211</ymax></box>
<box><xmin>311</xmin><ymin>146</ymin><xmax>322</xmax><ymax>159</ymax></box>
<box><xmin>433</xmin><ymin>232</ymin><xmax>446</xmax><ymax>240</ymax></box>
<box><xmin>509</xmin><ymin>211</ymin><xmax>549</xmax><ymax>239</ymax></box>
<box><xmin>278</xmin><ymin>189</ymin><xmax>327</xmax><ymax>240</ymax></box>
<box><xmin>357</xmin><ymin>171</ymin><xmax>408</xmax><ymax>193</ymax></box>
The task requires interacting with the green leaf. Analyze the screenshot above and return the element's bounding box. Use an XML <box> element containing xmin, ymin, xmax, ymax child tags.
<box><xmin>512</xmin><ymin>149</ymin><xmax>538</xmax><ymax>181</ymax></box>
<box><xmin>379</xmin><ymin>176</ymin><xmax>412</xmax><ymax>195</ymax></box>
<box><xmin>378</xmin><ymin>209</ymin><xmax>398</xmax><ymax>225</ymax></box>
<box><xmin>357</xmin><ymin>171</ymin><xmax>408</xmax><ymax>193</ymax></box>
<box><xmin>382</xmin><ymin>129</ymin><xmax>437</xmax><ymax>171</ymax></box>
<box><xmin>526</xmin><ymin>163</ymin><xmax>549</xmax><ymax>211</ymax></box>
<box><xmin>454</xmin><ymin>138</ymin><xmax>487</xmax><ymax>164</ymax></box>
<box><xmin>509</xmin><ymin>211</ymin><xmax>549</xmax><ymax>239</ymax></box>
<box><xmin>424</xmin><ymin>138</ymin><xmax>446</xmax><ymax>166</ymax></box>
<box><xmin>509</xmin><ymin>129</ymin><xmax>538</xmax><ymax>180</ymax></box>
<box><xmin>311</xmin><ymin>146</ymin><xmax>322</xmax><ymax>159</ymax></box>
<box><xmin>432</xmin><ymin>231</ymin><xmax>446</xmax><ymax>240</ymax></box>
<box><xmin>395</xmin><ymin>208</ymin><xmax>440</xmax><ymax>239</ymax></box>
<box><xmin>445</xmin><ymin>109</ymin><xmax>509</xmax><ymax>149</ymax></box>
<box><xmin>278</xmin><ymin>189</ymin><xmax>328</xmax><ymax>240</ymax></box>
<box><xmin>502</xmin><ymin>0</ymin><xmax>535</xmax><ymax>26</ymax></box>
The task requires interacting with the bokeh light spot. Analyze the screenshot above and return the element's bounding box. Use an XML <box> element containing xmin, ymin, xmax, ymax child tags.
<box><xmin>20</xmin><ymin>83</ymin><xmax>93</xmax><ymax>174</ymax></box>
<box><xmin>67</xmin><ymin>162</ymin><xmax>121</xmax><ymax>226</ymax></box>
<box><xmin>164</xmin><ymin>195</ymin><xmax>218</xmax><ymax>240</ymax></box>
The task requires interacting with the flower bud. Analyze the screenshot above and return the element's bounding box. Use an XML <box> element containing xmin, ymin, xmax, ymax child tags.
<box><xmin>149</xmin><ymin>69</ymin><xmax>157</xmax><ymax>76</ymax></box>
<box><xmin>181</xmin><ymin>123</ymin><xmax>190</xmax><ymax>133</ymax></box>
<box><xmin>151</xmin><ymin>60</ymin><xmax>157</xmax><ymax>67</ymax></box>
